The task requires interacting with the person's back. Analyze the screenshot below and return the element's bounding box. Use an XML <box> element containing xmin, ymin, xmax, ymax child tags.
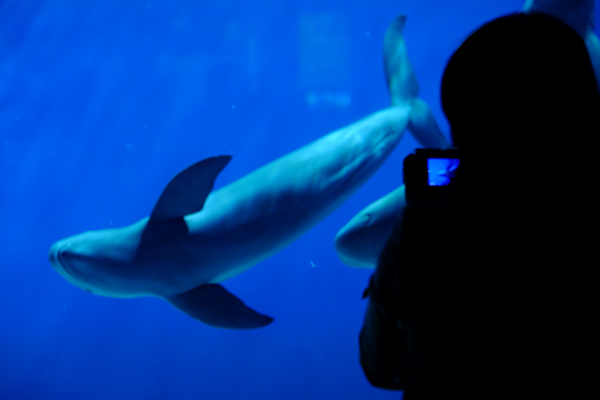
<box><xmin>360</xmin><ymin>12</ymin><xmax>599</xmax><ymax>400</ymax></box>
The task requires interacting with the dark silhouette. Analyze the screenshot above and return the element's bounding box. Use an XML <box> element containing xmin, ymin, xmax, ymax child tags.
<box><xmin>360</xmin><ymin>13</ymin><xmax>599</xmax><ymax>400</ymax></box>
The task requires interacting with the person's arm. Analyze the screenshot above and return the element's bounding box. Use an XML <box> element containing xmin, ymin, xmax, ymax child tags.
<box><xmin>359</xmin><ymin>223</ymin><xmax>407</xmax><ymax>390</ymax></box>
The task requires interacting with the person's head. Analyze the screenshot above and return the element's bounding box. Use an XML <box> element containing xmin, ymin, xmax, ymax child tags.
<box><xmin>441</xmin><ymin>12</ymin><xmax>600</xmax><ymax>196</ymax></box>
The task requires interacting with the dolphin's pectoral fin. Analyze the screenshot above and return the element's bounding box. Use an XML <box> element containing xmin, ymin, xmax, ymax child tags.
<box><xmin>150</xmin><ymin>155</ymin><xmax>232</xmax><ymax>222</ymax></box>
<box><xmin>167</xmin><ymin>284</ymin><xmax>274</xmax><ymax>329</ymax></box>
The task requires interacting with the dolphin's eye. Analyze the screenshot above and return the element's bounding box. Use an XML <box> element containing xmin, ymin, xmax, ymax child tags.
<box><xmin>85</xmin><ymin>289</ymin><xmax>92</xmax><ymax>294</ymax></box>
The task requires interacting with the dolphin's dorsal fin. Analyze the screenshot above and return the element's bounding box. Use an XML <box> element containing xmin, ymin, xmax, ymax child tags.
<box><xmin>168</xmin><ymin>284</ymin><xmax>274</xmax><ymax>329</ymax></box>
<box><xmin>135</xmin><ymin>156</ymin><xmax>231</xmax><ymax>265</ymax></box>
<box><xmin>150</xmin><ymin>155</ymin><xmax>232</xmax><ymax>222</ymax></box>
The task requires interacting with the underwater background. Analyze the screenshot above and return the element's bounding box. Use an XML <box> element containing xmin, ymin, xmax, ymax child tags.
<box><xmin>1</xmin><ymin>1</ymin><xmax>597</xmax><ymax>399</ymax></box>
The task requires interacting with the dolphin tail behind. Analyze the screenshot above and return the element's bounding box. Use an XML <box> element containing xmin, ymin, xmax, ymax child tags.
<box><xmin>408</xmin><ymin>98</ymin><xmax>451</xmax><ymax>149</ymax></box>
<box><xmin>167</xmin><ymin>284</ymin><xmax>274</xmax><ymax>329</ymax></box>
<box><xmin>585</xmin><ymin>31</ymin><xmax>600</xmax><ymax>93</ymax></box>
<box><xmin>384</xmin><ymin>16</ymin><xmax>451</xmax><ymax>148</ymax></box>
<box><xmin>384</xmin><ymin>15</ymin><xmax>419</xmax><ymax>106</ymax></box>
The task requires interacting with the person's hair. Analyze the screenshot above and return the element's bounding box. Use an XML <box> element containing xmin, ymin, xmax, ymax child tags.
<box><xmin>441</xmin><ymin>12</ymin><xmax>600</xmax><ymax>201</ymax></box>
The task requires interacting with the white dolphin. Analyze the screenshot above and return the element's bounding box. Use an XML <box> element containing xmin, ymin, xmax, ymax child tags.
<box><xmin>335</xmin><ymin>0</ymin><xmax>600</xmax><ymax>269</ymax></box>
<box><xmin>48</xmin><ymin>15</ymin><xmax>436</xmax><ymax>329</ymax></box>
<box><xmin>335</xmin><ymin>185</ymin><xmax>406</xmax><ymax>269</ymax></box>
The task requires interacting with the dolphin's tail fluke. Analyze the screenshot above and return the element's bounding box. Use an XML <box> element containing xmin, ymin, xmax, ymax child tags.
<box><xmin>384</xmin><ymin>15</ymin><xmax>419</xmax><ymax>107</ymax></box>
<box><xmin>408</xmin><ymin>98</ymin><xmax>451</xmax><ymax>149</ymax></box>
<box><xmin>585</xmin><ymin>31</ymin><xmax>600</xmax><ymax>92</ymax></box>
<box><xmin>384</xmin><ymin>15</ymin><xmax>451</xmax><ymax>149</ymax></box>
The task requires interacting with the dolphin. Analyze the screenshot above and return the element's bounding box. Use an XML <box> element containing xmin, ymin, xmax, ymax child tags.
<box><xmin>334</xmin><ymin>0</ymin><xmax>599</xmax><ymax>269</ymax></box>
<box><xmin>48</xmin><ymin>15</ymin><xmax>429</xmax><ymax>329</ymax></box>
<box><xmin>335</xmin><ymin>185</ymin><xmax>406</xmax><ymax>268</ymax></box>
<box><xmin>334</xmin><ymin>16</ymin><xmax>450</xmax><ymax>269</ymax></box>
<box><xmin>384</xmin><ymin>16</ymin><xmax>450</xmax><ymax>149</ymax></box>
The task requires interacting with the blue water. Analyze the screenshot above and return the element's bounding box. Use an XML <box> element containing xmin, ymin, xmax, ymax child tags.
<box><xmin>1</xmin><ymin>1</ymin><xmax>596</xmax><ymax>399</ymax></box>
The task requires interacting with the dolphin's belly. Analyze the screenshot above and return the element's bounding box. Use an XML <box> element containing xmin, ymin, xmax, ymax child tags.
<box><xmin>184</xmin><ymin>207</ymin><xmax>323</xmax><ymax>285</ymax></box>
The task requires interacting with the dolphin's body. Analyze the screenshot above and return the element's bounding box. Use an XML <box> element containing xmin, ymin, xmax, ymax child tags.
<box><xmin>48</xmin><ymin>16</ymin><xmax>435</xmax><ymax>329</ymax></box>
<box><xmin>335</xmin><ymin>185</ymin><xmax>405</xmax><ymax>269</ymax></box>
<box><xmin>334</xmin><ymin>0</ymin><xmax>600</xmax><ymax>269</ymax></box>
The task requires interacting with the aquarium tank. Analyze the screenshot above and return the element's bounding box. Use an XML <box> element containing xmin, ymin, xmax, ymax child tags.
<box><xmin>1</xmin><ymin>0</ymin><xmax>598</xmax><ymax>399</ymax></box>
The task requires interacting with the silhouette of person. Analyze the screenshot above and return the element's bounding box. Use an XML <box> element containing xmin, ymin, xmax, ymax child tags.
<box><xmin>359</xmin><ymin>12</ymin><xmax>599</xmax><ymax>400</ymax></box>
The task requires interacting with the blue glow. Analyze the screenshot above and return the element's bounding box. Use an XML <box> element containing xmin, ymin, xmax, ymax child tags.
<box><xmin>427</xmin><ymin>158</ymin><xmax>461</xmax><ymax>186</ymax></box>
